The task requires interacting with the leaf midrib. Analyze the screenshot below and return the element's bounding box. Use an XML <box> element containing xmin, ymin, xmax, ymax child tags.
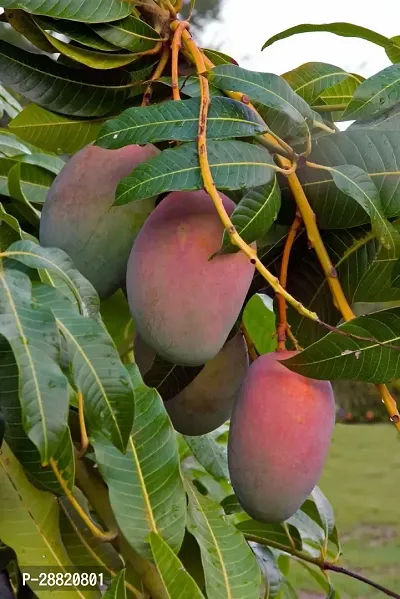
<box><xmin>57</xmin><ymin>319</ymin><xmax>124</xmax><ymax>449</ymax></box>
<box><xmin>0</xmin><ymin>271</ymin><xmax>48</xmax><ymax>461</ymax></box>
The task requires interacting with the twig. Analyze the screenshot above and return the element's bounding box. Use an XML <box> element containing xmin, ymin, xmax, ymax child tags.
<box><xmin>174</xmin><ymin>25</ymin><xmax>319</xmax><ymax>324</ymax></box>
<box><xmin>76</xmin><ymin>391</ymin><xmax>89</xmax><ymax>459</ymax></box>
<box><xmin>313</xmin><ymin>120</ymin><xmax>336</xmax><ymax>134</ymax></box>
<box><xmin>245</xmin><ymin>534</ymin><xmax>400</xmax><ymax>599</ymax></box>
<box><xmin>170</xmin><ymin>21</ymin><xmax>189</xmax><ymax>100</ymax></box>
<box><xmin>49</xmin><ymin>458</ymin><xmax>118</xmax><ymax>542</ymax></box>
<box><xmin>276</xmin><ymin>212</ymin><xmax>302</xmax><ymax>351</ymax></box>
<box><xmin>240</xmin><ymin>323</ymin><xmax>258</xmax><ymax>362</ymax></box>
<box><xmin>141</xmin><ymin>43</ymin><xmax>171</xmax><ymax>106</ymax></box>
<box><xmin>311</xmin><ymin>103</ymin><xmax>348</xmax><ymax>112</ymax></box>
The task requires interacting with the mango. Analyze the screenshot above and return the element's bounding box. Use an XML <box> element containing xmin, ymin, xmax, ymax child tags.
<box><xmin>126</xmin><ymin>190</ymin><xmax>255</xmax><ymax>366</ymax></box>
<box><xmin>165</xmin><ymin>332</ymin><xmax>249</xmax><ymax>436</ymax></box>
<box><xmin>40</xmin><ymin>143</ymin><xmax>159</xmax><ymax>298</ymax></box>
<box><xmin>228</xmin><ymin>351</ymin><xmax>335</xmax><ymax>523</ymax></box>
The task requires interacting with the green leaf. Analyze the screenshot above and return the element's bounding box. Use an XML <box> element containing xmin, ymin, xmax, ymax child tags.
<box><xmin>0</xmin><ymin>334</ymin><xmax>74</xmax><ymax>493</ymax></box>
<box><xmin>103</xmin><ymin>570</ymin><xmax>126</xmax><ymax>599</ymax></box>
<box><xmin>7</xmin><ymin>163</ymin><xmax>41</xmax><ymax>225</ymax></box>
<box><xmin>158</xmin><ymin>75</ymin><xmax>222</xmax><ymax>98</ymax></box>
<box><xmin>219</xmin><ymin>179</ymin><xmax>281</xmax><ymax>254</ymax></box>
<box><xmin>35</xmin><ymin>16</ymin><xmax>120</xmax><ymax>50</ymax></box>
<box><xmin>348</xmin><ymin>103</ymin><xmax>400</xmax><ymax>131</ymax></box>
<box><xmin>2</xmin><ymin>0</ymin><xmax>132</xmax><ymax>23</ymax></box>
<box><xmin>221</xmin><ymin>494</ymin><xmax>243</xmax><ymax>515</ymax></box>
<box><xmin>293</xmin><ymin>130</ymin><xmax>400</xmax><ymax>227</ymax></box>
<box><xmin>0</xmin><ymin>40</ymin><xmax>131</xmax><ymax>117</ymax></box>
<box><xmin>250</xmin><ymin>544</ymin><xmax>282</xmax><ymax>599</ymax></box>
<box><xmin>100</xmin><ymin>289</ymin><xmax>133</xmax><ymax>354</ymax></box>
<box><xmin>9</xmin><ymin>104</ymin><xmax>103</xmax><ymax>155</ymax></box>
<box><xmin>0</xmin><ymin>266</ymin><xmax>69</xmax><ymax>464</ymax></box>
<box><xmin>313</xmin><ymin>74</ymin><xmax>364</xmax><ymax>109</ymax></box>
<box><xmin>144</xmin><ymin>354</ymin><xmax>202</xmax><ymax>401</ymax></box>
<box><xmin>33</xmin><ymin>284</ymin><xmax>135</xmax><ymax>453</ymax></box>
<box><xmin>93</xmin><ymin>364</ymin><xmax>186</xmax><ymax>560</ymax></box>
<box><xmin>236</xmin><ymin>519</ymin><xmax>302</xmax><ymax>551</ymax></box>
<box><xmin>116</xmin><ymin>140</ymin><xmax>275</xmax><ymax>205</ymax></box>
<box><xmin>0</xmin><ymin>443</ymin><xmax>99</xmax><ymax>599</ymax></box>
<box><xmin>385</xmin><ymin>35</ymin><xmax>400</xmax><ymax>63</ymax></box>
<box><xmin>282</xmin><ymin>306</ymin><xmax>400</xmax><ymax>383</ymax></box>
<box><xmin>208</xmin><ymin>64</ymin><xmax>313</xmax><ymax>141</ymax></box>
<box><xmin>284</xmin><ymin>227</ymin><xmax>398</xmax><ymax>347</ymax></box>
<box><xmin>327</xmin><ymin>164</ymin><xmax>400</xmax><ymax>251</ymax></box>
<box><xmin>185</xmin><ymin>482</ymin><xmax>261</xmax><ymax>599</ymax></box>
<box><xmin>297</xmin><ymin>563</ymin><xmax>337</xmax><ymax>599</ymax></box>
<box><xmin>35</xmin><ymin>24</ymin><xmax>138</xmax><ymax>70</ymax></box>
<box><xmin>184</xmin><ymin>432</ymin><xmax>229</xmax><ymax>480</ymax></box>
<box><xmin>342</xmin><ymin>64</ymin><xmax>400</xmax><ymax>121</ymax></box>
<box><xmin>150</xmin><ymin>533</ymin><xmax>205</xmax><ymax>599</ymax></box>
<box><xmin>60</xmin><ymin>493</ymin><xmax>124</xmax><ymax>582</ymax></box>
<box><xmin>96</xmin><ymin>96</ymin><xmax>267</xmax><ymax>148</ymax></box>
<box><xmin>92</xmin><ymin>16</ymin><xmax>161</xmax><ymax>52</ymax></box>
<box><xmin>262</xmin><ymin>23</ymin><xmax>389</xmax><ymax>52</ymax></box>
<box><xmin>5</xmin><ymin>240</ymin><xmax>100</xmax><ymax>318</ymax></box>
<box><xmin>282</xmin><ymin>63</ymin><xmax>349</xmax><ymax>106</ymax></box>
<box><xmin>0</xmin><ymin>83</ymin><xmax>22</xmax><ymax>119</ymax></box>
<box><xmin>202</xmin><ymin>48</ymin><xmax>238</xmax><ymax>66</ymax></box>
<box><xmin>0</xmin><ymin>128</ymin><xmax>38</xmax><ymax>157</ymax></box>
<box><xmin>4</xmin><ymin>8</ymin><xmax>55</xmax><ymax>53</ymax></box>
<box><xmin>0</xmin><ymin>156</ymin><xmax>54</xmax><ymax>205</ymax></box>
<box><xmin>17</xmin><ymin>151</ymin><xmax>64</xmax><ymax>176</ymax></box>
<box><xmin>243</xmin><ymin>293</ymin><xmax>277</xmax><ymax>354</ymax></box>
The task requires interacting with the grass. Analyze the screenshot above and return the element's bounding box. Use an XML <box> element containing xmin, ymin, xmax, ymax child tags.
<box><xmin>289</xmin><ymin>424</ymin><xmax>400</xmax><ymax>598</ymax></box>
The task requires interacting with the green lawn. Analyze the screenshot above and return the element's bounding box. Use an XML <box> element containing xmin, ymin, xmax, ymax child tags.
<box><xmin>289</xmin><ymin>424</ymin><xmax>400</xmax><ymax>598</ymax></box>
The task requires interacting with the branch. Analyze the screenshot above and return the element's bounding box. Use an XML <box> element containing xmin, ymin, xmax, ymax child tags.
<box><xmin>50</xmin><ymin>457</ymin><xmax>118</xmax><ymax>542</ymax></box>
<box><xmin>245</xmin><ymin>534</ymin><xmax>400</xmax><ymax>599</ymax></box>
<box><xmin>173</xmin><ymin>25</ymin><xmax>320</xmax><ymax>326</ymax></box>
<box><xmin>141</xmin><ymin>43</ymin><xmax>171</xmax><ymax>106</ymax></box>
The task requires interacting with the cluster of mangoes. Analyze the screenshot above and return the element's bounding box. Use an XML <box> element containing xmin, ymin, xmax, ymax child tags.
<box><xmin>40</xmin><ymin>144</ymin><xmax>335</xmax><ymax>524</ymax></box>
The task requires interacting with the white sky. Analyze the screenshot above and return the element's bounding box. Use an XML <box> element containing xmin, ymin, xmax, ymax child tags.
<box><xmin>199</xmin><ymin>0</ymin><xmax>397</xmax><ymax>78</ymax></box>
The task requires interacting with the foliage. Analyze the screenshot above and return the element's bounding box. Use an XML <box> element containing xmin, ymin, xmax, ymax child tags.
<box><xmin>0</xmin><ymin>3</ymin><xmax>399</xmax><ymax>599</ymax></box>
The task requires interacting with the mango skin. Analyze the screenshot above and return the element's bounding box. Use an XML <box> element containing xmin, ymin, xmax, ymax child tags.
<box><xmin>165</xmin><ymin>333</ymin><xmax>249</xmax><ymax>436</ymax></box>
<box><xmin>126</xmin><ymin>190</ymin><xmax>255</xmax><ymax>366</ymax></box>
<box><xmin>228</xmin><ymin>351</ymin><xmax>335</xmax><ymax>523</ymax></box>
<box><xmin>40</xmin><ymin>143</ymin><xmax>159</xmax><ymax>298</ymax></box>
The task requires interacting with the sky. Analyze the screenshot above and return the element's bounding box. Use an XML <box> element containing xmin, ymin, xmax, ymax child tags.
<box><xmin>198</xmin><ymin>0</ymin><xmax>397</xmax><ymax>79</ymax></box>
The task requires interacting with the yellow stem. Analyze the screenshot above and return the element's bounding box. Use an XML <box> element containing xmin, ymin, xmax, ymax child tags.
<box><xmin>141</xmin><ymin>43</ymin><xmax>171</xmax><ymax>106</ymax></box>
<box><xmin>49</xmin><ymin>458</ymin><xmax>118</xmax><ymax>542</ymax></box>
<box><xmin>312</xmin><ymin>103</ymin><xmax>347</xmax><ymax>112</ymax></box>
<box><xmin>240</xmin><ymin>323</ymin><xmax>258</xmax><ymax>362</ymax></box>
<box><xmin>277</xmin><ymin>212</ymin><xmax>302</xmax><ymax>351</ymax></box>
<box><xmin>170</xmin><ymin>21</ymin><xmax>188</xmax><ymax>101</ymax></box>
<box><xmin>177</xmin><ymin>29</ymin><xmax>318</xmax><ymax>323</ymax></box>
<box><xmin>76</xmin><ymin>391</ymin><xmax>89</xmax><ymax>459</ymax></box>
<box><xmin>313</xmin><ymin>120</ymin><xmax>336</xmax><ymax>134</ymax></box>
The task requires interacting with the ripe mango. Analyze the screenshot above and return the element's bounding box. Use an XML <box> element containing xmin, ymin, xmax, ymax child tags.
<box><xmin>165</xmin><ymin>332</ymin><xmax>249</xmax><ymax>436</ymax></box>
<box><xmin>40</xmin><ymin>143</ymin><xmax>159</xmax><ymax>298</ymax></box>
<box><xmin>228</xmin><ymin>351</ymin><xmax>335</xmax><ymax>523</ymax></box>
<box><xmin>126</xmin><ymin>190</ymin><xmax>255</xmax><ymax>366</ymax></box>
